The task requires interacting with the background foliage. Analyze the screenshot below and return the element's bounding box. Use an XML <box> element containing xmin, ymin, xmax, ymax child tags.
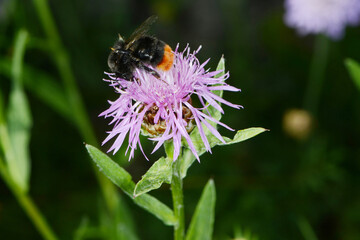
<box><xmin>1</xmin><ymin>0</ymin><xmax>360</xmax><ymax>239</ymax></box>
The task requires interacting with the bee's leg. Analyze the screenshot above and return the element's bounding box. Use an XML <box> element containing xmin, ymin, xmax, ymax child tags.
<box><xmin>140</xmin><ymin>64</ymin><xmax>161</xmax><ymax>79</ymax></box>
<box><xmin>113</xmin><ymin>72</ymin><xmax>132</xmax><ymax>90</ymax></box>
<box><xmin>111</xmin><ymin>79</ymin><xmax>125</xmax><ymax>90</ymax></box>
<box><xmin>116</xmin><ymin>81</ymin><xmax>127</xmax><ymax>90</ymax></box>
<box><xmin>116</xmin><ymin>72</ymin><xmax>133</xmax><ymax>81</ymax></box>
<box><xmin>133</xmin><ymin>58</ymin><xmax>162</xmax><ymax>80</ymax></box>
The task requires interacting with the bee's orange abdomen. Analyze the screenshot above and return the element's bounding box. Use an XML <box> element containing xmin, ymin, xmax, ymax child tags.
<box><xmin>157</xmin><ymin>44</ymin><xmax>174</xmax><ymax>71</ymax></box>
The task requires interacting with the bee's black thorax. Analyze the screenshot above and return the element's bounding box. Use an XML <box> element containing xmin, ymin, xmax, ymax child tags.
<box><xmin>107</xmin><ymin>16</ymin><xmax>173</xmax><ymax>82</ymax></box>
<box><xmin>131</xmin><ymin>36</ymin><xmax>165</xmax><ymax>66</ymax></box>
<box><xmin>107</xmin><ymin>35</ymin><xmax>166</xmax><ymax>81</ymax></box>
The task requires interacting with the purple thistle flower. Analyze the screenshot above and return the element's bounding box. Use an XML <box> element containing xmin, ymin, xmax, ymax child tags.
<box><xmin>100</xmin><ymin>45</ymin><xmax>242</xmax><ymax>161</ymax></box>
<box><xmin>284</xmin><ymin>0</ymin><xmax>360</xmax><ymax>40</ymax></box>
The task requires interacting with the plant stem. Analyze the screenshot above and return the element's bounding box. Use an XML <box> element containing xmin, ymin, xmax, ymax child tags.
<box><xmin>32</xmin><ymin>0</ymin><xmax>118</xmax><ymax>213</ymax></box>
<box><xmin>303</xmin><ymin>35</ymin><xmax>329</xmax><ymax>117</ymax></box>
<box><xmin>171</xmin><ymin>158</ymin><xmax>185</xmax><ymax>240</ymax></box>
<box><xmin>32</xmin><ymin>0</ymin><xmax>96</xmax><ymax>145</ymax></box>
<box><xmin>0</xmin><ymin>157</ymin><xmax>58</xmax><ymax>240</ymax></box>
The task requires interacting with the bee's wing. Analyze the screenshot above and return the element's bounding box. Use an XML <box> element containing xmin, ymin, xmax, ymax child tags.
<box><xmin>125</xmin><ymin>15</ymin><xmax>158</xmax><ymax>49</ymax></box>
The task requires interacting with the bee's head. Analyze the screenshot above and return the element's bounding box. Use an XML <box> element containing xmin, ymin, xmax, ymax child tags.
<box><xmin>108</xmin><ymin>47</ymin><xmax>129</xmax><ymax>71</ymax></box>
<box><xmin>110</xmin><ymin>47</ymin><xmax>128</xmax><ymax>56</ymax></box>
<box><xmin>110</xmin><ymin>47</ymin><xmax>119</xmax><ymax>54</ymax></box>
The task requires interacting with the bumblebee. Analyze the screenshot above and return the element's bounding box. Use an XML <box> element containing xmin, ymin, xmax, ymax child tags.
<box><xmin>107</xmin><ymin>16</ymin><xmax>174</xmax><ymax>81</ymax></box>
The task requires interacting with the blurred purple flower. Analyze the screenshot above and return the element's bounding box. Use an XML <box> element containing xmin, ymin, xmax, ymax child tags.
<box><xmin>284</xmin><ymin>0</ymin><xmax>360</xmax><ymax>39</ymax></box>
<box><xmin>100</xmin><ymin>45</ymin><xmax>242</xmax><ymax>161</ymax></box>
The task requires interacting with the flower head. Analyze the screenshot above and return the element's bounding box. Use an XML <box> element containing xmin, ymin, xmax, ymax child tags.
<box><xmin>284</xmin><ymin>0</ymin><xmax>360</xmax><ymax>39</ymax></box>
<box><xmin>100</xmin><ymin>45</ymin><xmax>242</xmax><ymax>161</ymax></box>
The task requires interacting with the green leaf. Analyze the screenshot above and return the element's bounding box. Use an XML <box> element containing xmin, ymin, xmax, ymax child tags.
<box><xmin>134</xmin><ymin>156</ymin><xmax>173</xmax><ymax>197</ymax></box>
<box><xmin>185</xmin><ymin>179</ymin><xmax>216</xmax><ymax>240</ymax></box>
<box><xmin>180</xmin><ymin>127</ymin><xmax>267</xmax><ymax>179</ymax></box>
<box><xmin>2</xmin><ymin>29</ymin><xmax>32</xmax><ymax>192</ymax></box>
<box><xmin>86</xmin><ymin>144</ymin><xmax>133</xmax><ymax>192</ymax></box>
<box><xmin>86</xmin><ymin>144</ymin><xmax>176</xmax><ymax>226</ymax></box>
<box><xmin>6</xmin><ymin>87</ymin><xmax>32</xmax><ymax>192</ymax></box>
<box><xmin>345</xmin><ymin>58</ymin><xmax>360</xmax><ymax>92</ymax></box>
<box><xmin>219</xmin><ymin>127</ymin><xmax>269</xmax><ymax>146</ymax></box>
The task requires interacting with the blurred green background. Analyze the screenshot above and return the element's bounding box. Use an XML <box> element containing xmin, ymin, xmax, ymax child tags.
<box><xmin>1</xmin><ymin>0</ymin><xmax>360</xmax><ymax>239</ymax></box>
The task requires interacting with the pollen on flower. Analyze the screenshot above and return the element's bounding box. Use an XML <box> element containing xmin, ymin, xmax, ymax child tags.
<box><xmin>100</xmin><ymin>45</ymin><xmax>242</xmax><ymax>161</ymax></box>
<box><xmin>141</xmin><ymin>104</ymin><xmax>167</xmax><ymax>137</ymax></box>
<box><xmin>141</xmin><ymin>103</ymin><xmax>195</xmax><ymax>137</ymax></box>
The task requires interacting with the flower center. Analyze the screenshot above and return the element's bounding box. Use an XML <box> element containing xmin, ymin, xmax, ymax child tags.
<box><xmin>141</xmin><ymin>101</ymin><xmax>195</xmax><ymax>137</ymax></box>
